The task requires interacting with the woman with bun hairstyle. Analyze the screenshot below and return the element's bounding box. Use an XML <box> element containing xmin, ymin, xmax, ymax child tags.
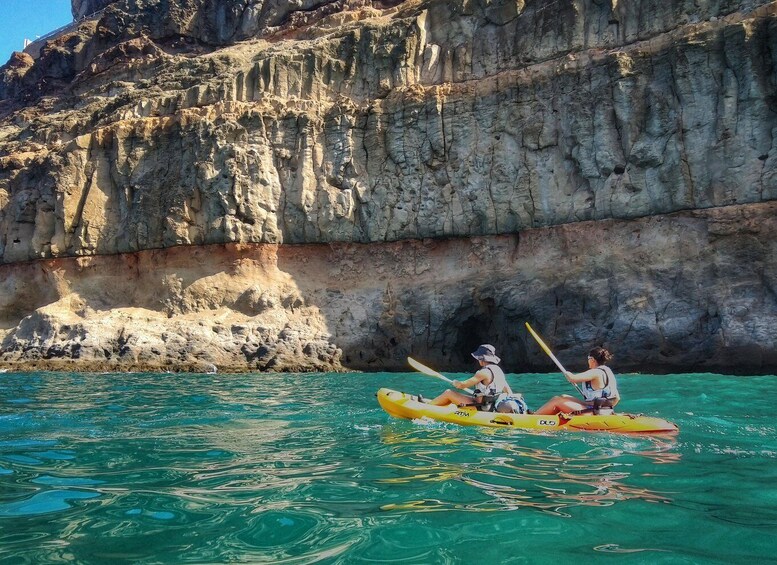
<box><xmin>535</xmin><ymin>346</ymin><xmax>620</xmax><ymax>415</ymax></box>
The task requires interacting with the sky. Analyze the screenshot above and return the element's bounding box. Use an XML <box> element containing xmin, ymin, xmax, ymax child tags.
<box><xmin>0</xmin><ymin>0</ymin><xmax>74</xmax><ymax>65</ymax></box>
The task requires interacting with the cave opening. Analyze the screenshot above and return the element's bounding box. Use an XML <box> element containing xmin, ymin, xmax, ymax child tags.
<box><xmin>454</xmin><ymin>314</ymin><xmax>494</xmax><ymax>369</ymax></box>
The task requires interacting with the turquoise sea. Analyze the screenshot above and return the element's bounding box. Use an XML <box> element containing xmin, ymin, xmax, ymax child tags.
<box><xmin>0</xmin><ymin>370</ymin><xmax>775</xmax><ymax>564</ymax></box>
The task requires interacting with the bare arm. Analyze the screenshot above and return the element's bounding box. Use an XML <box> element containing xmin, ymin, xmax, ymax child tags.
<box><xmin>453</xmin><ymin>368</ymin><xmax>491</xmax><ymax>390</ymax></box>
<box><xmin>563</xmin><ymin>368</ymin><xmax>605</xmax><ymax>388</ymax></box>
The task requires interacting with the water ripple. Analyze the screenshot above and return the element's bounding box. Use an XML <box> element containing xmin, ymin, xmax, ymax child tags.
<box><xmin>0</xmin><ymin>371</ymin><xmax>774</xmax><ymax>562</ymax></box>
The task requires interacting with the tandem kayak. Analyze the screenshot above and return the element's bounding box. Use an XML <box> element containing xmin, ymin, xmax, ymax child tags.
<box><xmin>377</xmin><ymin>388</ymin><xmax>678</xmax><ymax>434</ymax></box>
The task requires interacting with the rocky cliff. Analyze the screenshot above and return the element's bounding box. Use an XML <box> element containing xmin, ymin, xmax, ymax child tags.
<box><xmin>1</xmin><ymin>0</ymin><xmax>776</xmax><ymax>373</ymax></box>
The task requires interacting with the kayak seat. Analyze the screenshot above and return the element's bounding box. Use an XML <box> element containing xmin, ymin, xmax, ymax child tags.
<box><xmin>571</xmin><ymin>398</ymin><xmax>615</xmax><ymax>416</ymax></box>
<box><xmin>455</xmin><ymin>394</ymin><xmax>500</xmax><ymax>411</ymax></box>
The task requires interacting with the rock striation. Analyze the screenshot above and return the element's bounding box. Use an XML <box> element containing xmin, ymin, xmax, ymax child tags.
<box><xmin>1</xmin><ymin>0</ymin><xmax>777</xmax><ymax>373</ymax></box>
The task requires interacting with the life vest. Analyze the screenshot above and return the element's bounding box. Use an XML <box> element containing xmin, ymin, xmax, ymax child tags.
<box><xmin>472</xmin><ymin>365</ymin><xmax>509</xmax><ymax>411</ymax></box>
<box><xmin>581</xmin><ymin>365</ymin><xmax>618</xmax><ymax>402</ymax></box>
<box><xmin>474</xmin><ymin>365</ymin><xmax>508</xmax><ymax>397</ymax></box>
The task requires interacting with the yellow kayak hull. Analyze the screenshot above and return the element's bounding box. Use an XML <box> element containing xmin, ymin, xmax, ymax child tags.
<box><xmin>377</xmin><ymin>388</ymin><xmax>678</xmax><ymax>434</ymax></box>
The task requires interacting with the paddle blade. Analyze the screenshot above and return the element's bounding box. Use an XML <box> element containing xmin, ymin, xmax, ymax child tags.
<box><xmin>525</xmin><ymin>322</ymin><xmax>568</xmax><ymax>374</ymax></box>
<box><xmin>407</xmin><ymin>357</ymin><xmax>473</xmax><ymax>394</ymax></box>
<box><xmin>407</xmin><ymin>357</ymin><xmax>449</xmax><ymax>381</ymax></box>
<box><xmin>525</xmin><ymin>322</ymin><xmax>555</xmax><ymax>359</ymax></box>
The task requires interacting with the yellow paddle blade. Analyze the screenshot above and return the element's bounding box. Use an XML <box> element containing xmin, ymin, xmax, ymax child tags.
<box><xmin>525</xmin><ymin>322</ymin><xmax>568</xmax><ymax>374</ymax></box>
<box><xmin>525</xmin><ymin>322</ymin><xmax>554</xmax><ymax>358</ymax></box>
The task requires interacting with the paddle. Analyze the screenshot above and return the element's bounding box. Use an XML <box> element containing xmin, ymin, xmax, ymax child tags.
<box><xmin>524</xmin><ymin>322</ymin><xmax>583</xmax><ymax>396</ymax></box>
<box><xmin>407</xmin><ymin>357</ymin><xmax>474</xmax><ymax>394</ymax></box>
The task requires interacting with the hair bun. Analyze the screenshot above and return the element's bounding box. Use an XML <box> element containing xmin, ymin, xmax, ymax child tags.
<box><xmin>589</xmin><ymin>346</ymin><xmax>613</xmax><ymax>364</ymax></box>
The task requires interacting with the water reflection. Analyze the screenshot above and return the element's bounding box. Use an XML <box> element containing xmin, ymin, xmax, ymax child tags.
<box><xmin>378</xmin><ymin>427</ymin><xmax>678</xmax><ymax>516</ymax></box>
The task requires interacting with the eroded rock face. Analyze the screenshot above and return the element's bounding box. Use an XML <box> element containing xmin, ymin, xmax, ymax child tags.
<box><xmin>1</xmin><ymin>202</ymin><xmax>775</xmax><ymax>374</ymax></box>
<box><xmin>3</xmin><ymin>1</ymin><xmax>777</xmax><ymax>260</ymax></box>
<box><xmin>2</xmin><ymin>0</ymin><xmax>777</xmax><ymax>372</ymax></box>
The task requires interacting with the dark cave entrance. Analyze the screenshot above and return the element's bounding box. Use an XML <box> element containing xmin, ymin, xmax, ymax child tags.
<box><xmin>452</xmin><ymin>309</ymin><xmax>532</xmax><ymax>372</ymax></box>
<box><xmin>454</xmin><ymin>314</ymin><xmax>496</xmax><ymax>369</ymax></box>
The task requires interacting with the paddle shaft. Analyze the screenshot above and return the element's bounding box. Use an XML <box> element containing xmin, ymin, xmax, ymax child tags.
<box><xmin>524</xmin><ymin>322</ymin><xmax>584</xmax><ymax>396</ymax></box>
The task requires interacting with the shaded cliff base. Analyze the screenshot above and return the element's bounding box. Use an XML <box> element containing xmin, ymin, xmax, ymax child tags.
<box><xmin>2</xmin><ymin>201</ymin><xmax>776</xmax><ymax>375</ymax></box>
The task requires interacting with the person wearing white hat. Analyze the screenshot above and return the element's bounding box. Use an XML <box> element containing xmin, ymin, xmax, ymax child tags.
<box><xmin>426</xmin><ymin>345</ymin><xmax>527</xmax><ymax>413</ymax></box>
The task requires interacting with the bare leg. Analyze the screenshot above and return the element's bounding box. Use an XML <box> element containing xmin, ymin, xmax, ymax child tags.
<box><xmin>428</xmin><ymin>389</ymin><xmax>475</xmax><ymax>407</ymax></box>
<box><xmin>534</xmin><ymin>395</ymin><xmax>588</xmax><ymax>415</ymax></box>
